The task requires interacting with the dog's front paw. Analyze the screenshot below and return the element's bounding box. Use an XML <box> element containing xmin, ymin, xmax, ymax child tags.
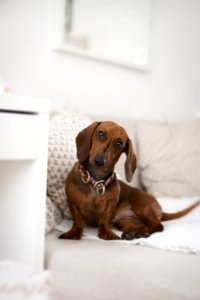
<box><xmin>98</xmin><ymin>229</ymin><xmax>120</xmax><ymax>240</ymax></box>
<box><xmin>58</xmin><ymin>229</ymin><xmax>82</xmax><ymax>240</ymax></box>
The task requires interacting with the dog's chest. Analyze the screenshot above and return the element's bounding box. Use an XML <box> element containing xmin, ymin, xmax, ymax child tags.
<box><xmin>78</xmin><ymin>188</ymin><xmax>108</xmax><ymax>226</ymax></box>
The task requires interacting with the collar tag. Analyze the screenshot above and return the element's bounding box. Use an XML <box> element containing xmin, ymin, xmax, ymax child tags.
<box><xmin>94</xmin><ymin>180</ymin><xmax>105</xmax><ymax>196</ymax></box>
<box><xmin>77</xmin><ymin>162</ymin><xmax>115</xmax><ymax>196</ymax></box>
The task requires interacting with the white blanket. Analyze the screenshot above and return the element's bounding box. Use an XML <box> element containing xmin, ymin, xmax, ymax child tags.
<box><xmin>56</xmin><ymin>196</ymin><xmax>200</xmax><ymax>255</ymax></box>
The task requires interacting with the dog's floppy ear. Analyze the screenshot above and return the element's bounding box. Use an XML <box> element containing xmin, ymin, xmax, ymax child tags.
<box><xmin>124</xmin><ymin>139</ymin><xmax>137</xmax><ymax>182</ymax></box>
<box><xmin>76</xmin><ymin>122</ymin><xmax>100</xmax><ymax>162</ymax></box>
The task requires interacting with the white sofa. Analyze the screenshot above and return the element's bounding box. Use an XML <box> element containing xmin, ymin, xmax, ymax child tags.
<box><xmin>45</xmin><ymin>108</ymin><xmax>200</xmax><ymax>300</ymax></box>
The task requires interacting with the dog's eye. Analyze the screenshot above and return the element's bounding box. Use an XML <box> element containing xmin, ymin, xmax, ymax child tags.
<box><xmin>115</xmin><ymin>140</ymin><xmax>124</xmax><ymax>149</ymax></box>
<box><xmin>96</xmin><ymin>131</ymin><xmax>105</xmax><ymax>140</ymax></box>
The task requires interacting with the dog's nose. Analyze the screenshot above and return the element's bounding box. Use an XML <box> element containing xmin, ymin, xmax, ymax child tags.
<box><xmin>94</xmin><ymin>155</ymin><xmax>105</xmax><ymax>167</ymax></box>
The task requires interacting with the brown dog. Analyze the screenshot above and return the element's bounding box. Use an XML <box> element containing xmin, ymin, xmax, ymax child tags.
<box><xmin>59</xmin><ymin>121</ymin><xmax>200</xmax><ymax>240</ymax></box>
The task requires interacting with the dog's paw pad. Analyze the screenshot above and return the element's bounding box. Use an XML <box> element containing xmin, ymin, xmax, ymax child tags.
<box><xmin>121</xmin><ymin>232</ymin><xmax>135</xmax><ymax>240</ymax></box>
<box><xmin>135</xmin><ymin>232</ymin><xmax>151</xmax><ymax>239</ymax></box>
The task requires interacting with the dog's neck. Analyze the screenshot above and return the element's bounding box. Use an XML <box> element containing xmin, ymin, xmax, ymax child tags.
<box><xmin>84</xmin><ymin>161</ymin><xmax>113</xmax><ymax>181</ymax></box>
<box><xmin>77</xmin><ymin>162</ymin><xmax>115</xmax><ymax>196</ymax></box>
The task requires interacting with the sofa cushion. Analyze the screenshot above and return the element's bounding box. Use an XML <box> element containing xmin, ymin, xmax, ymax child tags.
<box><xmin>136</xmin><ymin>118</ymin><xmax>200</xmax><ymax>197</ymax></box>
<box><xmin>45</xmin><ymin>229</ymin><xmax>200</xmax><ymax>300</ymax></box>
<box><xmin>47</xmin><ymin>107</ymin><xmax>91</xmax><ymax>218</ymax></box>
<box><xmin>0</xmin><ymin>260</ymin><xmax>51</xmax><ymax>300</ymax></box>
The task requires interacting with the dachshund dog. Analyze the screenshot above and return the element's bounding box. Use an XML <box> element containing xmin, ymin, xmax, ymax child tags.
<box><xmin>59</xmin><ymin>121</ymin><xmax>200</xmax><ymax>240</ymax></box>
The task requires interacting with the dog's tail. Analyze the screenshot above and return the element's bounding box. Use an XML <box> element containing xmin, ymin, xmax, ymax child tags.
<box><xmin>161</xmin><ymin>200</ymin><xmax>200</xmax><ymax>221</ymax></box>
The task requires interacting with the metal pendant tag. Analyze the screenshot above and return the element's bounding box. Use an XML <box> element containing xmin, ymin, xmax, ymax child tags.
<box><xmin>94</xmin><ymin>180</ymin><xmax>105</xmax><ymax>196</ymax></box>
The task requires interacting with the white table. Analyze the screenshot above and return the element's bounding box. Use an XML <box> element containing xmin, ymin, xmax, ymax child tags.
<box><xmin>0</xmin><ymin>94</ymin><xmax>50</xmax><ymax>270</ymax></box>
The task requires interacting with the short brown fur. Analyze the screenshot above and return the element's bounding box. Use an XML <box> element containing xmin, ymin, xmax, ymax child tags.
<box><xmin>59</xmin><ymin>121</ymin><xmax>200</xmax><ymax>240</ymax></box>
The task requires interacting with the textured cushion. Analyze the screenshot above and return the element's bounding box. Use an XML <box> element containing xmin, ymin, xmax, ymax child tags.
<box><xmin>47</xmin><ymin>107</ymin><xmax>91</xmax><ymax>218</ymax></box>
<box><xmin>45</xmin><ymin>196</ymin><xmax>62</xmax><ymax>234</ymax></box>
<box><xmin>136</xmin><ymin>118</ymin><xmax>200</xmax><ymax>197</ymax></box>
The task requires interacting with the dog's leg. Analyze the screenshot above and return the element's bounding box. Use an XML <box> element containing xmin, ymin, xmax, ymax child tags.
<box><xmin>136</xmin><ymin>206</ymin><xmax>164</xmax><ymax>236</ymax></box>
<box><xmin>98</xmin><ymin>199</ymin><xmax>120</xmax><ymax>240</ymax></box>
<box><xmin>59</xmin><ymin>202</ymin><xmax>85</xmax><ymax>240</ymax></box>
<box><xmin>114</xmin><ymin>217</ymin><xmax>153</xmax><ymax>240</ymax></box>
<box><xmin>98</xmin><ymin>224</ymin><xmax>120</xmax><ymax>240</ymax></box>
<box><xmin>115</xmin><ymin>217</ymin><xmax>164</xmax><ymax>240</ymax></box>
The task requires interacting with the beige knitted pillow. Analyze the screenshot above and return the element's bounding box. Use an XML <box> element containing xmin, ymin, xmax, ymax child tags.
<box><xmin>136</xmin><ymin>118</ymin><xmax>200</xmax><ymax>197</ymax></box>
<box><xmin>47</xmin><ymin>107</ymin><xmax>91</xmax><ymax>218</ymax></box>
<box><xmin>45</xmin><ymin>196</ymin><xmax>62</xmax><ymax>234</ymax></box>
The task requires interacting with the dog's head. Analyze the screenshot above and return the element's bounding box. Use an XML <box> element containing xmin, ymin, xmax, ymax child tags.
<box><xmin>76</xmin><ymin>121</ymin><xmax>137</xmax><ymax>182</ymax></box>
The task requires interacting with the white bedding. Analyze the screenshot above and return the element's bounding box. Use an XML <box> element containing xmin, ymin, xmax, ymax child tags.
<box><xmin>56</xmin><ymin>196</ymin><xmax>200</xmax><ymax>254</ymax></box>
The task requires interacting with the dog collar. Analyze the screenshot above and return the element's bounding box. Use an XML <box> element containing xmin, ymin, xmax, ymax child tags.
<box><xmin>77</xmin><ymin>162</ymin><xmax>115</xmax><ymax>196</ymax></box>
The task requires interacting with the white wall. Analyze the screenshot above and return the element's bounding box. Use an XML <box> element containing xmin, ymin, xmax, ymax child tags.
<box><xmin>0</xmin><ymin>0</ymin><xmax>200</xmax><ymax>119</ymax></box>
